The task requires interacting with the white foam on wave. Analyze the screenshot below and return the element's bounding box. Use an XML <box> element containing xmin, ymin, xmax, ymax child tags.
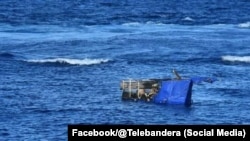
<box><xmin>122</xmin><ymin>22</ymin><xmax>141</xmax><ymax>26</ymax></box>
<box><xmin>222</xmin><ymin>55</ymin><xmax>250</xmax><ymax>63</ymax></box>
<box><xmin>183</xmin><ymin>17</ymin><xmax>195</xmax><ymax>21</ymax></box>
<box><xmin>27</xmin><ymin>58</ymin><xmax>110</xmax><ymax>65</ymax></box>
<box><xmin>238</xmin><ymin>22</ymin><xmax>250</xmax><ymax>28</ymax></box>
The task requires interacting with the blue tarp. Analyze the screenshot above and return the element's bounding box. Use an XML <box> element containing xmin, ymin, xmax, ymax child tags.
<box><xmin>151</xmin><ymin>77</ymin><xmax>217</xmax><ymax>106</ymax></box>
<box><xmin>152</xmin><ymin>79</ymin><xmax>193</xmax><ymax>106</ymax></box>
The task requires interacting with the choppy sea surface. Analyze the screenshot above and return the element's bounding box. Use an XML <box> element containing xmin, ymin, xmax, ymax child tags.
<box><xmin>0</xmin><ymin>0</ymin><xmax>250</xmax><ymax>140</ymax></box>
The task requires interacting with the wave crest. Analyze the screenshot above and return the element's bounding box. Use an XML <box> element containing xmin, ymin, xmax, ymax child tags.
<box><xmin>27</xmin><ymin>58</ymin><xmax>110</xmax><ymax>66</ymax></box>
<box><xmin>222</xmin><ymin>55</ymin><xmax>250</xmax><ymax>63</ymax></box>
<box><xmin>238</xmin><ymin>22</ymin><xmax>250</xmax><ymax>28</ymax></box>
<box><xmin>182</xmin><ymin>17</ymin><xmax>195</xmax><ymax>21</ymax></box>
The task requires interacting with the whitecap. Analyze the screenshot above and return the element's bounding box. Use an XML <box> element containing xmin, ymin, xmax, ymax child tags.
<box><xmin>27</xmin><ymin>58</ymin><xmax>110</xmax><ymax>65</ymax></box>
<box><xmin>222</xmin><ymin>55</ymin><xmax>250</xmax><ymax>63</ymax></box>
<box><xmin>238</xmin><ymin>22</ymin><xmax>250</xmax><ymax>28</ymax></box>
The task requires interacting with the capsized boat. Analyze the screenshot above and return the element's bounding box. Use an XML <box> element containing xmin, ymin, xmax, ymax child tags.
<box><xmin>120</xmin><ymin>70</ymin><xmax>216</xmax><ymax>107</ymax></box>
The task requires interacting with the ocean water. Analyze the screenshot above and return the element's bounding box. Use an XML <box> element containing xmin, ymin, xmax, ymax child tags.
<box><xmin>0</xmin><ymin>0</ymin><xmax>250</xmax><ymax>140</ymax></box>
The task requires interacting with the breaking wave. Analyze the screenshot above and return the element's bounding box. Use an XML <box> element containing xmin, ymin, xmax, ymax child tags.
<box><xmin>221</xmin><ymin>55</ymin><xmax>250</xmax><ymax>63</ymax></box>
<box><xmin>182</xmin><ymin>17</ymin><xmax>195</xmax><ymax>21</ymax></box>
<box><xmin>27</xmin><ymin>58</ymin><xmax>110</xmax><ymax>66</ymax></box>
<box><xmin>238</xmin><ymin>22</ymin><xmax>250</xmax><ymax>28</ymax></box>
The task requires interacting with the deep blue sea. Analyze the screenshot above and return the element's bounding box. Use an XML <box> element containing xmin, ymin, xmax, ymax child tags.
<box><xmin>0</xmin><ymin>0</ymin><xmax>250</xmax><ymax>140</ymax></box>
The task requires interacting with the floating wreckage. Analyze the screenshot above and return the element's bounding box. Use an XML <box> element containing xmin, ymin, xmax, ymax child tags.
<box><xmin>120</xmin><ymin>70</ymin><xmax>216</xmax><ymax>106</ymax></box>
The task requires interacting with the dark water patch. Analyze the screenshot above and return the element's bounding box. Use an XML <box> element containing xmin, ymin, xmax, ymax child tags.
<box><xmin>0</xmin><ymin>52</ymin><xmax>27</xmax><ymax>62</ymax></box>
<box><xmin>0</xmin><ymin>132</ymin><xmax>9</xmax><ymax>137</ymax></box>
<box><xmin>0</xmin><ymin>52</ymin><xmax>15</xmax><ymax>59</ymax></box>
<box><xmin>221</xmin><ymin>61</ymin><xmax>250</xmax><ymax>66</ymax></box>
